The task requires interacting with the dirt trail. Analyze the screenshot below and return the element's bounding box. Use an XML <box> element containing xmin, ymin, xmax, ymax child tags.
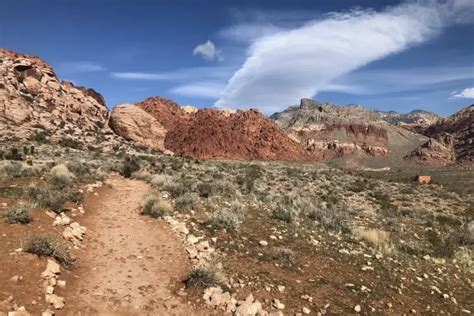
<box><xmin>60</xmin><ymin>175</ymin><xmax>196</xmax><ymax>315</ymax></box>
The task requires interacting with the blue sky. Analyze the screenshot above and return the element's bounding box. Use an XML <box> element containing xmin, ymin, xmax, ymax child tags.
<box><xmin>1</xmin><ymin>0</ymin><xmax>473</xmax><ymax>115</ymax></box>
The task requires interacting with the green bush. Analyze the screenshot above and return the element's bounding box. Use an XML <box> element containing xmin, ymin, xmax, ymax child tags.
<box><xmin>48</xmin><ymin>164</ymin><xmax>75</xmax><ymax>188</ymax></box>
<box><xmin>3</xmin><ymin>202</ymin><xmax>33</xmax><ymax>224</ymax></box>
<box><xmin>24</xmin><ymin>235</ymin><xmax>74</xmax><ymax>267</ymax></box>
<box><xmin>25</xmin><ymin>183</ymin><xmax>81</xmax><ymax>213</ymax></box>
<box><xmin>205</xmin><ymin>203</ymin><xmax>243</xmax><ymax>231</ymax></box>
<box><xmin>120</xmin><ymin>156</ymin><xmax>140</xmax><ymax>178</ymax></box>
<box><xmin>1</xmin><ymin>161</ymin><xmax>35</xmax><ymax>179</ymax></box>
<box><xmin>141</xmin><ymin>196</ymin><xmax>173</xmax><ymax>218</ymax></box>
<box><xmin>174</xmin><ymin>192</ymin><xmax>199</xmax><ymax>212</ymax></box>
<box><xmin>186</xmin><ymin>266</ymin><xmax>220</xmax><ymax>289</ymax></box>
<box><xmin>267</xmin><ymin>247</ymin><xmax>296</xmax><ymax>268</ymax></box>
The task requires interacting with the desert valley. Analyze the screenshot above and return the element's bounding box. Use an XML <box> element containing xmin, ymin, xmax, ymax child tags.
<box><xmin>0</xmin><ymin>47</ymin><xmax>472</xmax><ymax>315</ymax></box>
<box><xmin>1</xmin><ymin>1</ymin><xmax>473</xmax><ymax>315</ymax></box>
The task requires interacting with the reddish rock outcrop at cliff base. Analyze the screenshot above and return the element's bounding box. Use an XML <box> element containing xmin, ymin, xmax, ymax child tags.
<box><xmin>109</xmin><ymin>104</ymin><xmax>166</xmax><ymax>151</ymax></box>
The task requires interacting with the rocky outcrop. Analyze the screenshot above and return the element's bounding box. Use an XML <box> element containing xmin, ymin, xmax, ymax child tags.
<box><xmin>271</xmin><ymin>98</ymin><xmax>391</xmax><ymax>158</ymax></box>
<box><xmin>137</xmin><ymin>97</ymin><xmax>191</xmax><ymax>130</ymax></box>
<box><xmin>0</xmin><ymin>49</ymin><xmax>113</xmax><ymax>142</ymax></box>
<box><xmin>406</xmin><ymin>105</ymin><xmax>473</xmax><ymax>164</ymax></box>
<box><xmin>405</xmin><ymin>134</ymin><xmax>456</xmax><ymax>164</ymax></box>
<box><xmin>137</xmin><ymin>98</ymin><xmax>314</xmax><ymax>161</ymax></box>
<box><xmin>165</xmin><ymin>108</ymin><xmax>313</xmax><ymax>160</ymax></box>
<box><xmin>109</xmin><ymin>104</ymin><xmax>166</xmax><ymax>151</ymax></box>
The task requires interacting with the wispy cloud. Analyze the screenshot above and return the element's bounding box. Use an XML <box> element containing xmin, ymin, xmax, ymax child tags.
<box><xmin>111</xmin><ymin>72</ymin><xmax>180</xmax><ymax>80</ymax></box>
<box><xmin>60</xmin><ymin>61</ymin><xmax>105</xmax><ymax>73</ymax></box>
<box><xmin>215</xmin><ymin>0</ymin><xmax>474</xmax><ymax>113</ymax></box>
<box><xmin>451</xmin><ymin>87</ymin><xmax>474</xmax><ymax>99</ymax></box>
<box><xmin>170</xmin><ymin>82</ymin><xmax>225</xmax><ymax>99</ymax></box>
<box><xmin>111</xmin><ymin>66</ymin><xmax>234</xmax><ymax>81</ymax></box>
<box><xmin>193</xmin><ymin>40</ymin><xmax>222</xmax><ymax>61</ymax></box>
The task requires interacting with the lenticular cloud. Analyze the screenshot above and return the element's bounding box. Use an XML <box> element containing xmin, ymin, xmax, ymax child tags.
<box><xmin>215</xmin><ymin>0</ymin><xmax>473</xmax><ymax>113</ymax></box>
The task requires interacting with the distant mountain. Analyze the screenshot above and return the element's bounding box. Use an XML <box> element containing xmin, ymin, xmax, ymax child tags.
<box><xmin>270</xmin><ymin>98</ymin><xmax>427</xmax><ymax>161</ymax></box>
<box><xmin>376</xmin><ymin>109</ymin><xmax>440</xmax><ymax>125</ymax></box>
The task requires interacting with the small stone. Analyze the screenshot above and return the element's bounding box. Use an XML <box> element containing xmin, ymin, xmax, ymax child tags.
<box><xmin>272</xmin><ymin>299</ymin><xmax>285</xmax><ymax>310</ymax></box>
<box><xmin>45</xmin><ymin>294</ymin><xmax>65</xmax><ymax>309</ymax></box>
<box><xmin>354</xmin><ymin>305</ymin><xmax>361</xmax><ymax>313</ymax></box>
<box><xmin>277</xmin><ymin>285</ymin><xmax>285</xmax><ymax>292</ymax></box>
<box><xmin>187</xmin><ymin>234</ymin><xmax>199</xmax><ymax>244</ymax></box>
<box><xmin>42</xmin><ymin>309</ymin><xmax>54</xmax><ymax>316</ymax></box>
<box><xmin>259</xmin><ymin>240</ymin><xmax>268</xmax><ymax>246</ymax></box>
<box><xmin>10</xmin><ymin>275</ymin><xmax>20</xmax><ymax>282</ymax></box>
<box><xmin>57</xmin><ymin>280</ymin><xmax>66</xmax><ymax>288</ymax></box>
<box><xmin>302</xmin><ymin>307</ymin><xmax>311</xmax><ymax>314</ymax></box>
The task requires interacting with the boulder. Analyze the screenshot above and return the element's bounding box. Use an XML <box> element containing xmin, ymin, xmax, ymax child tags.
<box><xmin>109</xmin><ymin>104</ymin><xmax>166</xmax><ymax>151</ymax></box>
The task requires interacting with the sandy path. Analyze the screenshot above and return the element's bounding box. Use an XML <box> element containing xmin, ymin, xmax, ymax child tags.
<box><xmin>60</xmin><ymin>175</ymin><xmax>196</xmax><ymax>315</ymax></box>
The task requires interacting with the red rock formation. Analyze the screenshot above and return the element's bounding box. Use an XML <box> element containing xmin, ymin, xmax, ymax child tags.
<box><xmin>138</xmin><ymin>98</ymin><xmax>315</xmax><ymax>161</ymax></box>
<box><xmin>137</xmin><ymin>97</ymin><xmax>190</xmax><ymax>130</ymax></box>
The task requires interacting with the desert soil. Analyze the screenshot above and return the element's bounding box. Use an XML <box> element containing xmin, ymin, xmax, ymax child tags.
<box><xmin>58</xmin><ymin>176</ymin><xmax>197</xmax><ymax>315</ymax></box>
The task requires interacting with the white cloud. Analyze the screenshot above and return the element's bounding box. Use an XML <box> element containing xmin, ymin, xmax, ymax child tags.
<box><xmin>219</xmin><ymin>23</ymin><xmax>285</xmax><ymax>43</ymax></box>
<box><xmin>111</xmin><ymin>66</ymin><xmax>234</xmax><ymax>81</ymax></box>
<box><xmin>111</xmin><ymin>72</ymin><xmax>181</xmax><ymax>80</ymax></box>
<box><xmin>193</xmin><ymin>40</ymin><xmax>222</xmax><ymax>61</ymax></box>
<box><xmin>215</xmin><ymin>0</ymin><xmax>474</xmax><ymax>113</ymax></box>
<box><xmin>170</xmin><ymin>82</ymin><xmax>225</xmax><ymax>99</ymax></box>
<box><xmin>451</xmin><ymin>87</ymin><xmax>474</xmax><ymax>99</ymax></box>
<box><xmin>60</xmin><ymin>61</ymin><xmax>105</xmax><ymax>73</ymax></box>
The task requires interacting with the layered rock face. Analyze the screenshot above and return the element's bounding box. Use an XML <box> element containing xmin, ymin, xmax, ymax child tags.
<box><xmin>406</xmin><ymin>134</ymin><xmax>455</xmax><ymax>164</ymax></box>
<box><xmin>138</xmin><ymin>98</ymin><xmax>313</xmax><ymax>161</ymax></box>
<box><xmin>406</xmin><ymin>105</ymin><xmax>473</xmax><ymax>164</ymax></box>
<box><xmin>109</xmin><ymin>104</ymin><xmax>166</xmax><ymax>151</ymax></box>
<box><xmin>0</xmin><ymin>49</ymin><xmax>112</xmax><ymax>141</ymax></box>
<box><xmin>271</xmin><ymin>98</ymin><xmax>390</xmax><ymax>158</ymax></box>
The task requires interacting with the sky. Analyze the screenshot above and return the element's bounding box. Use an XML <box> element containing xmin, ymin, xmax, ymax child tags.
<box><xmin>1</xmin><ymin>0</ymin><xmax>473</xmax><ymax>116</ymax></box>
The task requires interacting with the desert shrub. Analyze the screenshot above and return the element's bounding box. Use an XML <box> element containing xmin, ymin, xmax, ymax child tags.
<box><xmin>164</xmin><ymin>176</ymin><xmax>196</xmax><ymax>198</ymax></box>
<box><xmin>206</xmin><ymin>210</ymin><xmax>240</xmax><ymax>230</ymax></box>
<box><xmin>175</xmin><ymin>192</ymin><xmax>199</xmax><ymax>212</ymax></box>
<box><xmin>197</xmin><ymin>182</ymin><xmax>217</xmax><ymax>198</ymax></box>
<box><xmin>150</xmin><ymin>174</ymin><xmax>173</xmax><ymax>189</ymax></box>
<box><xmin>141</xmin><ymin>196</ymin><xmax>173</xmax><ymax>218</ymax></box>
<box><xmin>309</xmin><ymin>206</ymin><xmax>350</xmax><ymax>233</ymax></box>
<box><xmin>5</xmin><ymin>148</ymin><xmax>22</xmax><ymax>161</ymax></box>
<box><xmin>65</xmin><ymin>160</ymin><xmax>104</xmax><ymax>182</ymax></box>
<box><xmin>186</xmin><ymin>266</ymin><xmax>220</xmax><ymax>289</ymax></box>
<box><xmin>57</xmin><ymin>138</ymin><xmax>82</xmax><ymax>149</ymax></box>
<box><xmin>267</xmin><ymin>247</ymin><xmax>296</xmax><ymax>268</ymax></box>
<box><xmin>453</xmin><ymin>247</ymin><xmax>473</xmax><ymax>273</ymax></box>
<box><xmin>353</xmin><ymin>227</ymin><xmax>390</xmax><ymax>249</ymax></box>
<box><xmin>29</xmin><ymin>131</ymin><xmax>49</xmax><ymax>143</ymax></box>
<box><xmin>24</xmin><ymin>235</ymin><xmax>74</xmax><ymax>267</ymax></box>
<box><xmin>236</xmin><ymin>164</ymin><xmax>263</xmax><ymax>194</ymax></box>
<box><xmin>370</xmin><ymin>190</ymin><xmax>397</xmax><ymax>214</ymax></box>
<box><xmin>271</xmin><ymin>194</ymin><xmax>309</xmax><ymax>223</ymax></box>
<box><xmin>48</xmin><ymin>164</ymin><xmax>75</xmax><ymax>188</ymax></box>
<box><xmin>0</xmin><ymin>161</ymin><xmax>35</xmax><ymax>179</ymax></box>
<box><xmin>25</xmin><ymin>183</ymin><xmax>81</xmax><ymax>213</ymax></box>
<box><xmin>3</xmin><ymin>202</ymin><xmax>33</xmax><ymax>224</ymax></box>
<box><xmin>120</xmin><ymin>156</ymin><xmax>140</xmax><ymax>178</ymax></box>
<box><xmin>132</xmin><ymin>169</ymin><xmax>152</xmax><ymax>181</ymax></box>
